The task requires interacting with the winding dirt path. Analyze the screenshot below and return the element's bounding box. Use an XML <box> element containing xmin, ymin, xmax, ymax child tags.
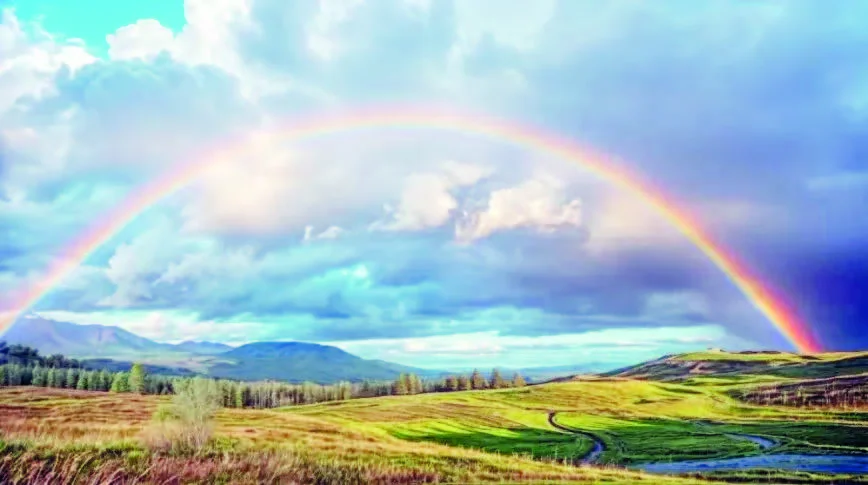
<box><xmin>547</xmin><ymin>412</ymin><xmax>606</xmax><ymax>464</ymax></box>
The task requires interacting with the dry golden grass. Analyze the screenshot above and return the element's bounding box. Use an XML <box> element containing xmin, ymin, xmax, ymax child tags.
<box><xmin>0</xmin><ymin>387</ymin><xmax>712</xmax><ymax>484</ymax></box>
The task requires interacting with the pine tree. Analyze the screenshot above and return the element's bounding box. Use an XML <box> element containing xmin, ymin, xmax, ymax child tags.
<box><xmin>7</xmin><ymin>365</ymin><xmax>21</xmax><ymax>386</ymax></box>
<box><xmin>0</xmin><ymin>365</ymin><xmax>7</xmax><ymax>386</ymax></box>
<box><xmin>457</xmin><ymin>374</ymin><xmax>471</xmax><ymax>391</ymax></box>
<box><xmin>99</xmin><ymin>370</ymin><xmax>112</xmax><ymax>391</ymax></box>
<box><xmin>65</xmin><ymin>368</ymin><xmax>78</xmax><ymax>389</ymax></box>
<box><xmin>392</xmin><ymin>374</ymin><xmax>409</xmax><ymax>395</ymax></box>
<box><xmin>128</xmin><ymin>363</ymin><xmax>146</xmax><ymax>394</ymax></box>
<box><xmin>110</xmin><ymin>372</ymin><xmax>129</xmax><ymax>393</ymax></box>
<box><xmin>470</xmin><ymin>369</ymin><xmax>486</xmax><ymax>390</ymax></box>
<box><xmin>444</xmin><ymin>375</ymin><xmax>458</xmax><ymax>392</ymax></box>
<box><xmin>512</xmin><ymin>372</ymin><xmax>527</xmax><ymax>388</ymax></box>
<box><xmin>489</xmin><ymin>368</ymin><xmax>505</xmax><ymax>389</ymax></box>
<box><xmin>88</xmin><ymin>371</ymin><xmax>100</xmax><ymax>391</ymax></box>
<box><xmin>76</xmin><ymin>371</ymin><xmax>89</xmax><ymax>390</ymax></box>
<box><xmin>31</xmin><ymin>366</ymin><xmax>46</xmax><ymax>387</ymax></box>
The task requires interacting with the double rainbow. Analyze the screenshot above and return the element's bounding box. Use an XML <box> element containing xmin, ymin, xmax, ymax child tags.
<box><xmin>0</xmin><ymin>107</ymin><xmax>822</xmax><ymax>353</ymax></box>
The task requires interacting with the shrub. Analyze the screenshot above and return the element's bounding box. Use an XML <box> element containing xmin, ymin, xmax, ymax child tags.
<box><xmin>142</xmin><ymin>377</ymin><xmax>222</xmax><ymax>454</ymax></box>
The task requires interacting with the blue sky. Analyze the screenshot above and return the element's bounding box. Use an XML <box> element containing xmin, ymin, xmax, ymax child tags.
<box><xmin>1</xmin><ymin>0</ymin><xmax>867</xmax><ymax>369</ymax></box>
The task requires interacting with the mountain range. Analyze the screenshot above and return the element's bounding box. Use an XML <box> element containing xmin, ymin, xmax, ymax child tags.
<box><xmin>1</xmin><ymin>316</ymin><xmax>605</xmax><ymax>383</ymax></box>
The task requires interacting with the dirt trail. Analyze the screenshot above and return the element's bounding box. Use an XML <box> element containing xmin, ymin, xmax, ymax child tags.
<box><xmin>547</xmin><ymin>412</ymin><xmax>605</xmax><ymax>464</ymax></box>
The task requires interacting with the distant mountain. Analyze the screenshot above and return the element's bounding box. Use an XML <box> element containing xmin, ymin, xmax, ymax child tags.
<box><xmin>1</xmin><ymin>317</ymin><xmax>441</xmax><ymax>384</ymax></box>
<box><xmin>1</xmin><ymin>316</ymin><xmax>177</xmax><ymax>358</ymax></box>
<box><xmin>172</xmin><ymin>340</ymin><xmax>234</xmax><ymax>355</ymax></box>
<box><xmin>210</xmin><ymin>342</ymin><xmax>437</xmax><ymax>383</ymax></box>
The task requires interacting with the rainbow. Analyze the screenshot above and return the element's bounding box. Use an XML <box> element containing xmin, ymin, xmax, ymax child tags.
<box><xmin>0</xmin><ymin>107</ymin><xmax>822</xmax><ymax>353</ymax></box>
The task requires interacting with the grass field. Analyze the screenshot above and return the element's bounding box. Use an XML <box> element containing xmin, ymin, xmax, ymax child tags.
<box><xmin>1</xmin><ymin>350</ymin><xmax>867</xmax><ymax>483</ymax></box>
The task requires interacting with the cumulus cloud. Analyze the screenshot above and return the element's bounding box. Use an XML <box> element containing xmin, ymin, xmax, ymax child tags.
<box><xmin>371</xmin><ymin>161</ymin><xmax>491</xmax><ymax>232</ymax></box>
<box><xmin>0</xmin><ymin>10</ymin><xmax>94</xmax><ymax>114</ymax></box>
<box><xmin>107</xmin><ymin>19</ymin><xmax>175</xmax><ymax>61</ymax></box>
<box><xmin>456</xmin><ymin>175</ymin><xmax>581</xmax><ymax>242</ymax></box>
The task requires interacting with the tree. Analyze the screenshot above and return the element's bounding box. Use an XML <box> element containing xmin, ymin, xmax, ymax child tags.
<box><xmin>110</xmin><ymin>372</ymin><xmax>130</xmax><ymax>393</ymax></box>
<box><xmin>128</xmin><ymin>363</ymin><xmax>147</xmax><ymax>394</ymax></box>
<box><xmin>76</xmin><ymin>371</ymin><xmax>89</xmax><ymax>390</ymax></box>
<box><xmin>445</xmin><ymin>375</ymin><xmax>458</xmax><ymax>392</ymax></box>
<box><xmin>470</xmin><ymin>369</ymin><xmax>486</xmax><ymax>390</ymax></box>
<box><xmin>88</xmin><ymin>371</ymin><xmax>100</xmax><ymax>391</ymax></box>
<box><xmin>489</xmin><ymin>368</ymin><xmax>505</xmax><ymax>389</ymax></box>
<box><xmin>392</xmin><ymin>374</ymin><xmax>409</xmax><ymax>395</ymax></box>
<box><xmin>146</xmin><ymin>377</ymin><xmax>222</xmax><ymax>453</ymax></box>
<box><xmin>0</xmin><ymin>365</ymin><xmax>6</xmax><ymax>386</ymax></box>
<box><xmin>512</xmin><ymin>372</ymin><xmax>527</xmax><ymax>388</ymax></box>
<box><xmin>65</xmin><ymin>368</ymin><xmax>78</xmax><ymax>389</ymax></box>
<box><xmin>99</xmin><ymin>370</ymin><xmax>112</xmax><ymax>391</ymax></box>
<box><xmin>457</xmin><ymin>374</ymin><xmax>471</xmax><ymax>391</ymax></box>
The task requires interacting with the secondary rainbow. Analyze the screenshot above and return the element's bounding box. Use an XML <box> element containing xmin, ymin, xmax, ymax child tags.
<box><xmin>0</xmin><ymin>107</ymin><xmax>822</xmax><ymax>353</ymax></box>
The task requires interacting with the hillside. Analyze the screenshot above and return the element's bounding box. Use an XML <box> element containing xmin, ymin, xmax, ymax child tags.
<box><xmin>2</xmin><ymin>346</ymin><xmax>868</xmax><ymax>483</ymax></box>
<box><xmin>209</xmin><ymin>341</ymin><xmax>436</xmax><ymax>383</ymax></box>
<box><xmin>603</xmin><ymin>349</ymin><xmax>868</xmax><ymax>382</ymax></box>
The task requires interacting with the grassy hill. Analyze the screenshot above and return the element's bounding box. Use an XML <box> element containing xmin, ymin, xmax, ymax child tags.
<box><xmin>605</xmin><ymin>349</ymin><xmax>868</xmax><ymax>382</ymax></box>
<box><xmin>3</xmin><ymin>349</ymin><xmax>867</xmax><ymax>483</ymax></box>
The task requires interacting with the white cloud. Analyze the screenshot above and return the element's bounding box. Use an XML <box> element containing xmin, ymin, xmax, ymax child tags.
<box><xmin>107</xmin><ymin>19</ymin><xmax>175</xmax><ymax>61</ymax></box>
<box><xmin>0</xmin><ymin>9</ymin><xmax>94</xmax><ymax>113</ymax></box>
<box><xmin>456</xmin><ymin>175</ymin><xmax>582</xmax><ymax>242</ymax></box>
<box><xmin>373</xmin><ymin>161</ymin><xmax>492</xmax><ymax>232</ymax></box>
<box><xmin>303</xmin><ymin>225</ymin><xmax>344</xmax><ymax>242</ymax></box>
<box><xmin>99</xmin><ymin>227</ymin><xmax>173</xmax><ymax>307</ymax></box>
<box><xmin>306</xmin><ymin>0</ymin><xmax>365</xmax><ymax>61</ymax></box>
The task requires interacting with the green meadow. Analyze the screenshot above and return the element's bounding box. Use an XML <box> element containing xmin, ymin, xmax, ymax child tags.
<box><xmin>1</xmin><ymin>350</ymin><xmax>867</xmax><ymax>483</ymax></box>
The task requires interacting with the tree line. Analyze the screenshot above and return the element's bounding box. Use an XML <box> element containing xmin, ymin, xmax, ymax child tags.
<box><xmin>0</xmin><ymin>342</ymin><xmax>529</xmax><ymax>409</ymax></box>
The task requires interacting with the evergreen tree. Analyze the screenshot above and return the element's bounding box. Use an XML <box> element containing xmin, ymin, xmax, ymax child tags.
<box><xmin>76</xmin><ymin>371</ymin><xmax>89</xmax><ymax>390</ymax></box>
<box><xmin>31</xmin><ymin>365</ymin><xmax>45</xmax><ymax>387</ymax></box>
<box><xmin>87</xmin><ymin>371</ymin><xmax>100</xmax><ymax>391</ymax></box>
<box><xmin>392</xmin><ymin>374</ymin><xmax>409</xmax><ymax>395</ymax></box>
<box><xmin>7</xmin><ymin>364</ymin><xmax>21</xmax><ymax>386</ymax></box>
<box><xmin>99</xmin><ymin>370</ymin><xmax>112</xmax><ymax>391</ymax></box>
<box><xmin>470</xmin><ymin>369</ymin><xmax>486</xmax><ymax>390</ymax></box>
<box><xmin>128</xmin><ymin>363</ymin><xmax>146</xmax><ymax>394</ymax></box>
<box><xmin>31</xmin><ymin>366</ymin><xmax>46</xmax><ymax>387</ymax></box>
<box><xmin>457</xmin><ymin>374</ymin><xmax>471</xmax><ymax>391</ymax></box>
<box><xmin>512</xmin><ymin>372</ymin><xmax>527</xmax><ymax>388</ymax></box>
<box><xmin>65</xmin><ymin>368</ymin><xmax>78</xmax><ymax>389</ymax></box>
<box><xmin>489</xmin><ymin>368</ymin><xmax>505</xmax><ymax>389</ymax></box>
<box><xmin>445</xmin><ymin>375</ymin><xmax>458</xmax><ymax>392</ymax></box>
<box><xmin>52</xmin><ymin>367</ymin><xmax>66</xmax><ymax>388</ymax></box>
<box><xmin>110</xmin><ymin>372</ymin><xmax>129</xmax><ymax>393</ymax></box>
<box><xmin>0</xmin><ymin>365</ymin><xmax>6</xmax><ymax>386</ymax></box>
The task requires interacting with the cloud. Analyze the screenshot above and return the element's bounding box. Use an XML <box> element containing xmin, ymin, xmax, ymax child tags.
<box><xmin>372</xmin><ymin>161</ymin><xmax>490</xmax><ymax>232</ymax></box>
<box><xmin>456</xmin><ymin>175</ymin><xmax>581</xmax><ymax>242</ymax></box>
<box><xmin>0</xmin><ymin>9</ymin><xmax>94</xmax><ymax>114</ymax></box>
<box><xmin>107</xmin><ymin>20</ymin><xmax>175</xmax><ymax>61</ymax></box>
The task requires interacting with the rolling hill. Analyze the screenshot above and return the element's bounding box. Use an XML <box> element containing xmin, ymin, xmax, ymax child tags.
<box><xmin>602</xmin><ymin>349</ymin><xmax>868</xmax><ymax>381</ymax></box>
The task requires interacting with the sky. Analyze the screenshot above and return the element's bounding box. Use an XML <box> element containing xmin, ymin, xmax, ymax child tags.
<box><xmin>1</xmin><ymin>0</ymin><xmax>866</xmax><ymax>369</ymax></box>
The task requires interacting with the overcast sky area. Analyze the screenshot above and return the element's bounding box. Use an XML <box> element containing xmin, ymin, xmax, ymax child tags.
<box><xmin>1</xmin><ymin>0</ymin><xmax>866</xmax><ymax>369</ymax></box>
